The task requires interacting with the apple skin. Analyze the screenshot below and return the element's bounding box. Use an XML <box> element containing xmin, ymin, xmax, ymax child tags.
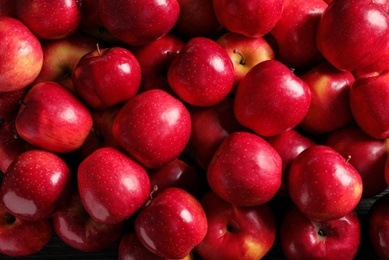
<box><xmin>133</xmin><ymin>34</ymin><xmax>185</xmax><ymax>94</ymax></box>
<box><xmin>0</xmin><ymin>205</ymin><xmax>53</xmax><ymax>257</ymax></box>
<box><xmin>52</xmin><ymin>187</ymin><xmax>124</xmax><ymax>252</ymax></box>
<box><xmin>72</xmin><ymin>46</ymin><xmax>141</xmax><ymax>110</ymax></box>
<box><xmin>325</xmin><ymin>125</ymin><xmax>389</xmax><ymax>198</ymax></box>
<box><xmin>195</xmin><ymin>191</ymin><xmax>276</xmax><ymax>260</ymax></box>
<box><xmin>15</xmin><ymin>0</ymin><xmax>81</xmax><ymax>40</ymax></box>
<box><xmin>288</xmin><ymin>145</ymin><xmax>363</xmax><ymax>221</ymax></box>
<box><xmin>207</xmin><ymin>131</ymin><xmax>282</xmax><ymax>206</ymax></box>
<box><xmin>368</xmin><ymin>193</ymin><xmax>389</xmax><ymax>259</ymax></box>
<box><xmin>135</xmin><ymin>187</ymin><xmax>208</xmax><ymax>259</ymax></box>
<box><xmin>0</xmin><ymin>149</ymin><xmax>71</xmax><ymax>221</ymax></box>
<box><xmin>32</xmin><ymin>33</ymin><xmax>98</xmax><ymax>92</ymax></box>
<box><xmin>0</xmin><ymin>0</ymin><xmax>16</xmax><ymax>17</ymax></box>
<box><xmin>113</xmin><ymin>89</ymin><xmax>192</xmax><ymax>169</ymax></box>
<box><xmin>15</xmin><ymin>81</ymin><xmax>93</xmax><ymax>153</ymax></box>
<box><xmin>0</xmin><ymin>16</ymin><xmax>43</xmax><ymax>92</ymax></box>
<box><xmin>168</xmin><ymin>37</ymin><xmax>234</xmax><ymax>107</ymax></box>
<box><xmin>298</xmin><ymin>60</ymin><xmax>355</xmax><ymax>135</ymax></box>
<box><xmin>316</xmin><ymin>0</ymin><xmax>389</xmax><ymax>71</ymax></box>
<box><xmin>280</xmin><ymin>205</ymin><xmax>361</xmax><ymax>260</ymax></box>
<box><xmin>349</xmin><ymin>71</ymin><xmax>389</xmax><ymax>139</ymax></box>
<box><xmin>269</xmin><ymin>0</ymin><xmax>327</xmax><ymax>68</ymax></box>
<box><xmin>212</xmin><ymin>0</ymin><xmax>284</xmax><ymax>38</ymax></box>
<box><xmin>98</xmin><ymin>0</ymin><xmax>180</xmax><ymax>46</ymax></box>
<box><xmin>234</xmin><ymin>59</ymin><xmax>311</xmax><ymax>137</ymax></box>
<box><xmin>216</xmin><ymin>31</ymin><xmax>275</xmax><ymax>93</ymax></box>
<box><xmin>78</xmin><ymin>147</ymin><xmax>151</xmax><ymax>224</ymax></box>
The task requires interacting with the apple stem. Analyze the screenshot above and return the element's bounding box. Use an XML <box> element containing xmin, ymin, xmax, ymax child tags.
<box><xmin>233</xmin><ymin>49</ymin><xmax>246</xmax><ymax>65</ymax></box>
<box><xmin>96</xmin><ymin>43</ymin><xmax>102</xmax><ymax>56</ymax></box>
<box><xmin>144</xmin><ymin>185</ymin><xmax>159</xmax><ymax>208</ymax></box>
<box><xmin>345</xmin><ymin>155</ymin><xmax>352</xmax><ymax>163</ymax></box>
<box><xmin>318</xmin><ymin>229</ymin><xmax>327</xmax><ymax>237</ymax></box>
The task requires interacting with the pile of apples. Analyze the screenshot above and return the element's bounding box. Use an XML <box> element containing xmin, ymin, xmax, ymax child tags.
<box><xmin>2</xmin><ymin>0</ymin><xmax>389</xmax><ymax>259</ymax></box>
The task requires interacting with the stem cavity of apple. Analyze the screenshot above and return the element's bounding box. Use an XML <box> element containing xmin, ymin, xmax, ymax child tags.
<box><xmin>233</xmin><ymin>49</ymin><xmax>246</xmax><ymax>65</ymax></box>
<box><xmin>4</xmin><ymin>212</ymin><xmax>16</xmax><ymax>225</ymax></box>
<box><xmin>317</xmin><ymin>228</ymin><xmax>327</xmax><ymax>238</ymax></box>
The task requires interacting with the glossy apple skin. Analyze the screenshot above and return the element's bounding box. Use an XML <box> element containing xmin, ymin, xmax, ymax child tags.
<box><xmin>266</xmin><ymin>129</ymin><xmax>316</xmax><ymax>197</ymax></box>
<box><xmin>298</xmin><ymin>60</ymin><xmax>355</xmax><ymax>135</ymax></box>
<box><xmin>52</xmin><ymin>188</ymin><xmax>124</xmax><ymax>252</ymax></box>
<box><xmin>188</xmin><ymin>97</ymin><xmax>246</xmax><ymax>170</ymax></box>
<box><xmin>32</xmin><ymin>33</ymin><xmax>98</xmax><ymax>92</ymax></box>
<box><xmin>73</xmin><ymin>46</ymin><xmax>141</xmax><ymax>110</ymax></box>
<box><xmin>15</xmin><ymin>0</ymin><xmax>81</xmax><ymax>39</ymax></box>
<box><xmin>0</xmin><ymin>17</ymin><xmax>43</xmax><ymax>92</ymax></box>
<box><xmin>78</xmin><ymin>147</ymin><xmax>151</xmax><ymax>224</ymax></box>
<box><xmin>234</xmin><ymin>60</ymin><xmax>311</xmax><ymax>137</ymax></box>
<box><xmin>288</xmin><ymin>145</ymin><xmax>363</xmax><ymax>221</ymax></box>
<box><xmin>269</xmin><ymin>0</ymin><xmax>326</xmax><ymax>68</ymax></box>
<box><xmin>168</xmin><ymin>37</ymin><xmax>234</xmax><ymax>107</ymax></box>
<box><xmin>133</xmin><ymin>34</ymin><xmax>185</xmax><ymax>94</ymax></box>
<box><xmin>369</xmin><ymin>193</ymin><xmax>389</xmax><ymax>259</ymax></box>
<box><xmin>15</xmin><ymin>81</ymin><xmax>93</xmax><ymax>153</ymax></box>
<box><xmin>216</xmin><ymin>32</ymin><xmax>275</xmax><ymax>92</ymax></box>
<box><xmin>207</xmin><ymin>131</ymin><xmax>282</xmax><ymax>206</ymax></box>
<box><xmin>0</xmin><ymin>149</ymin><xmax>71</xmax><ymax>221</ymax></box>
<box><xmin>212</xmin><ymin>0</ymin><xmax>284</xmax><ymax>38</ymax></box>
<box><xmin>195</xmin><ymin>191</ymin><xmax>276</xmax><ymax>260</ymax></box>
<box><xmin>0</xmin><ymin>205</ymin><xmax>52</xmax><ymax>257</ymax></box>
<box><xmin>325</xmin><ymin>125</ymin><xmax>389</xmax><ymax>198</ymax></box>
<box><xmin>316</xmin><ymin>0</ymin><xmax>389</xmax><ymax>71</ymax></box>
<box><xmin>350</xmin><ymin>71</ymin><xmax>389</xmax><ymax>139</ymax></box>
<box><xmin>280</xmin><ymin>205</ymin><xmax>361</xmax><ymax>260</ymax></box>
<box><xmin>98</xmin><ymin>0</ymin><xmax>180</xmax><ymax>46</ymax></box>
<box><xmin>135</xmin><ymin>187</ymin><xmax>207</xmax><ymax>259</ymax></box>
<box><xmin>113</xmin><ymin>89</ymin><xmax>192</xmax><ymax>169</ymax></box>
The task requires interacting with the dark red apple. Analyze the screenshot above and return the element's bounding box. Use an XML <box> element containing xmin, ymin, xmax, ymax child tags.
<box><xmin>369</xmin><ymin>193</ymin><xmax>389</xmax><ymax>259</ymax></box>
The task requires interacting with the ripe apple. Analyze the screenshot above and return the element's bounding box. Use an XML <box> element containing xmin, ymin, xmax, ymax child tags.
<box><xmin>298</xmin><ymin>60</ymin><xmax>355</xmax><ymax>135</ymax></box>
<box><xmin>52</xmin><ymin>188</ymin><xmax>124</xmax><ymax>252</ymax></box>
<box><xmin>113</xmin><ymin>89</ymin><xmax>192</xmax><ymax>169</ymax></box>
<box><xmin>15</xmin><ymin>81</ymin><xmax>93</xmax><ymax>153</ymax></box>
<box><xmin>349</xmin><ymin>70</ymin><xmax>389</xmax><ymax>139</ymax></box>
<box><xmin>135</xmin><ymin>187</ymin><xmax>208</xmax><ymax>259</ymax></box>
<box><xmin>280</xmin><ymin>205</ymin><xmax>361</xmax><ymax>259</ymax></box>
<box><xmin>0</xmin><ymin>205</ymin><xmax>53</xmax><ymax>257</ymax></box>
<box><xmin>325</xmin><ymin>125</ymin><xmax>389</xmax><ymax>198</ymax></box>
<box><xmin>369</xmin><ymin>193</ymin><xmax>389</xmax><ymax>259</ymax></box>
<box><xmin>78</xmin><ymin>147</ymin><xmax>151</xmax><ymax>224</ymax></box>
<box><xmin>15</xmin><ymin>0</ymin><xmax>81</xmax><ymax>39</ymax></box>
<box><xmin>288</xmin><ymin>145</ymin><xmax>363</xmax><ymax>221</ymax></box>
<box><xmin>207</xmin><ymin>131</ymin><xmax>282</xmax><ymax>206</ymax></box>
<box><xmin>195</xmin><ymin>191</ymin><xmax>276</xmax><ymax>260</ymax></box>
<box><xmin>0</xmin><ymin>16</ymin><xmax>43</xmax><ymax>92</ymax></box>
<box><xmin>316</xmin><ymin>0</ymin><xmax>389</xmax><ymax>71</ymax></box>
<box><xmin>0</xmin><ymin>0</ymin><xmax>16</xmax><ymax>17</ymax></box>
<box><xmin>98</xmin><ymin>0</ymin><xmax>180</xmax><ymax>46</ymax></box>
<box><xmin>212</xmin><ymin>0</ymin><xmax>284</xmax><ymax>37</ymax></box>
<box><xmin>168</xmin><ymin>37</ymin><xmax>234</xmax><ymax>107</ymax></box>
<box><xmin>234</xmin><ymin>59</ymin><xmax>311</xmax><ymax>137</ymax></box>
<box><xmin>72</xmin><ymin>46</ymin><xmax>141</xmax><ymax>110</ymax></box>
<box><xmin>0</xmin><ymin>149</ymin><xmax>71</xmax><ymax>221</ymax></box>
<box><xmin>216</xmin><ymin>31</ymin><xmax>275</xmax><ymax>92</ymax></box>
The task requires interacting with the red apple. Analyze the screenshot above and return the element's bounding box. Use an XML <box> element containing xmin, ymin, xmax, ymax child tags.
<box><xmin>167</xmin><ymin>37</ymin><xmax>234</xmax><ymax>107</ymax></box>
<box><xmin>298</xmin><ymin>60</ymin><xmax>355</xmax><ymax>135</ymax></box>
<box><xmin>0</xmin><ymin>87</ymin><xmax>28</xmax><ymax>121</ymax></box>
<box><xmin>195</xmin><ymin>191</ymin><xmax>276</xmax><ymax>260</ymax></box>
<box><xmin>77</xmin><ymin>147</ymin><xmax>151</xmax><ymax>224</ymax></box>
<box><xmin>0</xmin><ymin>205</ymin><xmax>53</xmax><ymax>257</ymax></box>
<box><xmin>212</xmin><ymin>0</ymin><xmax>284</xmax><ymax>37</ymax></box>
<box><xmin>288</xmin><ymin>145</ymin><xmax>363</xmax><ymax>221</ymax></box>
<box><xmin>0</xmin><ymin>0</ymin><xmax>16</xmax><ymax>17</ymax></box>
<box><xmin>15</xmin><ymin>0</ymin><xmax>81</xmax><ymax>39</ymax></box>
<box><xmin>316</xmin><ymin>0</ymin><xmax>389</xmax><ymax>71</ymax></box>
<box><xmin>234</xmin><ymin>59</ymin><xmax>311</xmax><ymax>137</ymax></box>
<box><xmin>15</xmin><ymin>81</ymin><xmax>93</xmax><ymax>153</ymax></box>
<box><xmin>0</xmin><ymin>16</ymin><xmax>43</xmax><ymax>92</ymax></box>
<box><xmin>113</xmin><ymin>89</ymin><xmax>192</xmax><ymax>169</ymax></box>
<box><xmin>369</xmin><ymin>193</ymin><xmax>389</xmax><ymax>259</ymax></box>
<box><xmin>98</xmin><ymin>0</ymin><xmax>180</xmax><ymax>46</ymax></box>
<box><xmin>0</xmin><ymin>149</ymin><xmax>71</xmax><ymax>221</ymax></box>
<box><xmin>349</xmin><ymin>70</ymin><xmax>389</xmax><ymax>139</ymax></box>
<box><xmin>72</xmin><ymin>46</ymin><xmax>141</xmax><ymax>110</ymax></box>
<box><xmin>135</xmin><ymin>187</ymin><xmax>207</xmax><ymax>259</ymax></box>
<box><xmin>280</xmin><ymin>205</ymin><xmax>361</xmax><ymax>259</ymax></box>
<box><xmin>325</xmin><ymin>125</ymin><xmax>389</xmax><ymax>198</ymax></box>
<box><xmin>207</xmin><ymin>131</ymin><xmax>282</xmax><ymax>206</ymax></box>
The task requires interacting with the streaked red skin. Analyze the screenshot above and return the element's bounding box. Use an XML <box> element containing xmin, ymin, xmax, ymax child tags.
<box><xmin>369</xmin><ymin>193</ymin><xmax>389</xmax><ymax>259</ymax></box>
